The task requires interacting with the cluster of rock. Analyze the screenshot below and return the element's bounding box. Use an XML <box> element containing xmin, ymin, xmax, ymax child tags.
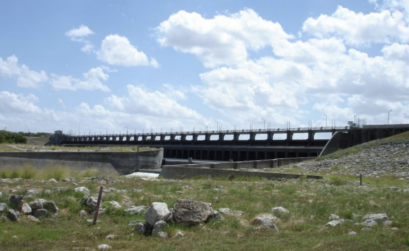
<box><xmin>297</xmin><ymin>139</ymin><xmax>409</xmax><ymax>178</ymax></box>
<box><xmin>134</xmin><ymin>199</ymin><xmax>220</xmax><ymax>237</ymax></box>
<box><xmin>1</xmin><ymin>194</ymin><xmax>59</xmax><ymax>222</ymax></box>
<box><xmin>325</xmin><ymin>212</ymin><xmax>397</xmax><ymax>233</ymax></box>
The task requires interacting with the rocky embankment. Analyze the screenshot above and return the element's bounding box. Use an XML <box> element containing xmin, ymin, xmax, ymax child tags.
<box><xmin>296</xmin><ymin>139</ymin><xmax>409</xmax><ymax>179</ymax></box>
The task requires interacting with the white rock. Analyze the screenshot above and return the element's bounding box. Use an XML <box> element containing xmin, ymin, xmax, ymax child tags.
<box><xmin>21</xmin><ymin>203</ymin><xmax>32</xmax><ymax>215</ymax></box>
<box><xmin>173</xmin><ymin>230</ymin><xmax>184</xmax><ymax>238</ymax></box>
<box><xmin>48</xmin><ymin>179</ymin><xmax>58</xmax><ymax>183</ymax></box>
<box><xmin>108</xmin><ymin>201</ymin><xmax>122</xmax><ymax>209</ymax></box>
<box><xmin>329</xmin><ymin>214</ymin><xmax>340</xmax><ymax>220</ymax></box>
<box><xmin>391</xmin><ymin>227</ymin><xmax>399</xmax><ymax>231</ymax></box>
<box><xmin>106</xmin><ymin>235</ymin><xmax>115</xmax><ymax>240</ymax></box>
<box><xmin>362</xmin><ymin>213</ymin><xmax>388</xmax><ymax>223</ymax></box>
<box><xmin>218</xmin><ymin>208</ymin><xmax>244</xmax><ymax>217</ymax></box>
<box><xmin>75</xmin><ymin>187</ymin><xmax>90</xmax><ymax>194</ymax></box>
<box><xmin>251</xmin><ymin>214</ymin><xmax>280</xmax><ymax>232</ymax></box>
<box><xmin>326</xmin><ymin>220</ymin><xmax>343</xmax><ymax>227</ymax></box>
<box><xmin>383</xmin><ymin>220</ymin><xmax>393</xmax><ymax>226</ymax></box>
<box><xmin>156</xmin><ymin>232</ymin><xmax>168</xmax><ymax>238</ymax></box>
<box><xmin>98</xmin><ymin>244</ymin><xmax>111</xmax><ymax>250</ymax></box>
<box><xmin>124</xmin><ymin>206</ymin><xmax>146</xmax><ymax>215</ymax></box>
<box><xmin>0</xmin><ymin>203</ymin><xmax>7</xmax><ymax>212</ymax></box>
<box><xmin>152</xmin><ymin>220</ymin><xmax>168</xmax><ymax>236</ymax></box>
<box><xmin>348</xmin><ymin>231</ymin><xmax>357</xmax><ymax>235</ymax></box>
<box><xmin>145</xmin><ymin>202</ymin><xmax>170</xmax><ymax>226</ymax></box>
<box><xmin>272</xmin><ymin>206</ymin><xmax>290</xmax><ymax>214</ymax></box>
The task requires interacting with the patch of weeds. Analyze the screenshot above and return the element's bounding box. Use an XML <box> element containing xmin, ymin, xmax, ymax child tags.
<box><xmin>329</xmin><ymin>176</ymin><xmax>347</xmax><ymax>186</ymax></box>
<box><xmin>21</xmin><ymin>165</ymin><xmax>36</xmax><ymax>179</ymax></box>
<box><xmin>340</xmin><ymin>210</ymin><xmax>354</xmax><ymax>220</ymax></box>
<box><xmin>202</xmin><ymin>182</ymin><xmax>212</xmax><ymax>190</ymax></box>
<box><xmin>9</xmin><ymin>169</ymin><xmax>20</xmax><ymax>179</ymax></box>
<box><xmin>41</xmin><ymin>166</ymin><xmax>69</xmax><ymax>181</ymax></box>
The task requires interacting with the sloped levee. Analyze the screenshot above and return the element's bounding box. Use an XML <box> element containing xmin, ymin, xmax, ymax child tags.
<box><xmin>319</xmin><ymin>131</ymin><xmax>350</xmax><ymax>157</ymax></box>
<box><xmin>0</xmin><ymin>149</ymin><xmax>163</xmax><ymax>175</ymax></box>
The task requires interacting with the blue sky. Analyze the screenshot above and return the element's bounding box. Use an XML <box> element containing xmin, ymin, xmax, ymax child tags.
<box><xmin>1</xmin><ymin>0</ymin><xmax>408</xmax><ymax>134</ymax></box>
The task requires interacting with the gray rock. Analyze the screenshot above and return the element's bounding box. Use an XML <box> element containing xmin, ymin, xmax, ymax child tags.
<box><xmin>124</xmin><ymin>206</ymin><xmax>146</xmax><ymax>215</ymax></box>
<box><xmin>7</xmin><ymin>209</ymin><xmax>19</xmax><ymax>221</ymax></box>
<box><xmin>152</xmin><ymin>220</ymin><xmax>168</xmax><ymax>236</ymax></box>
<box><xmin>33</xmin><ymin>209</ymin><xmax>49</xmax><ymax>218</ymax></box>
<box><xmin>48</xmin><ymin>178</ymin><xmax>58</xmax><ymax>183</ymax></box>
<box><xmin>43</xmin><ymin>201</ymin><xmax>59</xmax><ymax>213</ymax></box>
<box><xmin>329</xmin><ymin>214</ymin><xmax>340</xmax><ymax>220</ymax></box>
<box><xmin>128</xmin><ymin>220</ymin><xmax>142</xmax><ymax>226</ymax></box>
<box><xmin>26</xmin><ymin>189</ymin><xmax>39</xmax><ymax>196</ymax></box>
<box><xmin>218</xmin><ymin>208</ymin><xmax>244</xmax><ymax>217</ymax></box>
<box><xmin>27</xmin><ymin>215</ymin><xmax>39</xmax><ymax>222</ymax></box>
<box><xmin>391</xmin><ymin>227</ymin><xmax>399</xmax><ymax>231</ymax></box>
<box><xmin>79</xmin><ymin>210</ymin><xmax>87</xmax><ymax>217</ymax></box>
<box><xmin>383</xmin><ymin>220</ymin><xmax>393</xmax><ymax>226</ymax></box>
<box><xmin>251</xmin><ymin>214</ymin><xmax>280</xmax><ymax>231</ymax></box>
<box><xmin>172</xmin><ymin>199</ymin><xmax>214</xmax><ymax>225</ymax></box>
<box><xmin>80</xmin><ymin>196</ymin><xmax>98</xmax><ymax>211</ymax></box>
<box><xmin>272</xmin><ymin>206</ymin><xmax>290</xmax><ymax>214</ymax></box>
<box><xmin>361</xmin><ymin>219</ymin><xmax>377</xmax><ymax>227</ymax></box>
<box><xmin>348</xmin><ymin>231</ymin><xmax>357</xmax><ymax>235</ymax></box>
<box><xmin>208</xmin><ymin>210</ymin><xmax>224</xmax><ymax>221</ymax></box>
<box><xmin>0</xmin><ymin>203</ymin><xmax>7</xmax><ymax>212</ymax></box>
<box><xmin>29</xmin><ymin>200</ymin><xmax>44</xmax><ymax>210</ymax></box>
<box><xmin>145</xmin><ymin>202</ymin><xmax>170</xmax><ymax>226</ymax></box>
<box><xmin>362</xmin><ymin>213</ymin><xmax>388</xmax><ymax>223</ymax></box>
<box><xmin>9</xmin><ymin>195</ymin><xmax>24</xmax><ymax>210</ymax></box>
<box><xmin>156</xmin><ymin>231</ymin><xmax>168</xmax><ymax>238</ymax></box>
<box><xmin>21</xmin><ymin>203</ymin><xmax>32</xmax><ymax>215</ymax></box>
<box><xmin>75</xmin><ymin>187</ymin><xmax>90</xmax><ymax>194</ymax></box>
<box><xmin>134</xmin><ymin>223</ymin><xmax>147</xmax><ymax>235</ymax></box>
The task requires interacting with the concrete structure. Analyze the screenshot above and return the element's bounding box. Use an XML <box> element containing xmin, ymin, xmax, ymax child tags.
<box><xmin>160</xmin><ymin>165</ymin><xmax>322</xmax><ymax>180</ymax></box>
<box><xmin>0</xmin><ymin>149</ymin><xmax>163</xmax><ymax>175</ymax></box>
<box><xmin>48</xmin><ymin>124</ymin><xmax>409</xmax><ymax>161</ymax></box>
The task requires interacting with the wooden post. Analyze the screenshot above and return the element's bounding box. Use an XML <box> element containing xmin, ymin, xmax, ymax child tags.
<box><xmin>93</xmin><ymin>186</ymin><xmax>104</xmax><ymax>225</ymax></box>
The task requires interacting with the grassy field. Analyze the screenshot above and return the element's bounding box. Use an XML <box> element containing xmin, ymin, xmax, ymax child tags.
<box><xmin>0</xmin><ymin>169</ymin><xmax>408</xmax><ymax>250</ymax></box>
<box><xmin>0</xmin><ymin>132</ymin><xmax>408</xmax><ymax>250</ymax></box>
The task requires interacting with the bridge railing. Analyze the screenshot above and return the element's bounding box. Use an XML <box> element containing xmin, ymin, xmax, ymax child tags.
<box><xmin>63</xmin><ymin>126</ymin><xmax>350</xmax><ymax>138</ymax></box>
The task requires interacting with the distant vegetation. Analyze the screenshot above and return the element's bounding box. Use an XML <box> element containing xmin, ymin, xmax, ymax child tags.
<box><xmin>0</xmin><ymin>130</ymin><xmax>27</xmax><ymax>144</ymax></box>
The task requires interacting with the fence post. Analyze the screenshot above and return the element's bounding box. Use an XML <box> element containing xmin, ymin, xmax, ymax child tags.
<box><xmin>93</xmin><ymin>186</ymin><xmax>104</xmax><ymax>225</ymax></box>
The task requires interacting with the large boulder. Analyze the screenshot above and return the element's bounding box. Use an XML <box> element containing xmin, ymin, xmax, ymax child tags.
<box><xmin>7</xmin><ymin>209</ymin><xmax>19</xmax><ymax>221</ymax></box>
<box><xmin>9</xmin><ymin>195</ymin><xmax>24</xmax><ymax>210</ymax></box>
<box><xmin>172</xmin><ymin>199</ymin><xmax>215</xmax><ymax>225</ymax></box>
<box><xmin>145</xmin><ymin>202</ymin><xmax>170</xmax><ymax>226</ymax></box>
<box><xmin>43</xmin><ymin>201</ymin><xmax>59</xmax><ymax>213</ymax></box>
<box><xmin>21</xmin><ymin>203</ymin><xmax>32</xmax><ymax>215</ymax></box>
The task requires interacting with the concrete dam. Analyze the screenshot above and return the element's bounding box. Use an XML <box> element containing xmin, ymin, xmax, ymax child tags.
<box><xmin>48</xmin><ymin>124</ymin><xmax>409</xmax><ymax>162</ymax></box>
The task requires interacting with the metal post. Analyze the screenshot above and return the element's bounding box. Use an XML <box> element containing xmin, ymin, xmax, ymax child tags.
<box><xmin>93</xmin><ymin>186</ymin><xmax>104</xmax><ymax>225</ymax></box>
<box><xmin>359</xmin><ymin>173</ymin><xmax>362</xmax><ymax>186</ymax></box>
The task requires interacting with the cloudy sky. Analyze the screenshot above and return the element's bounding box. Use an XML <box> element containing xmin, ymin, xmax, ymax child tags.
<box><xmin>1</xmin><ymin>0</ymin><xmax>409</xmax><ymax>134</ymax></box>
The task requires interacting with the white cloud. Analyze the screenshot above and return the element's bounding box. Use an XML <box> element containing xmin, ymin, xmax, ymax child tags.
<box><xmin>302</xmin><ymin>6</ymin><xmax>409</xmax><ymax>46</ymax></box>
<box><xmin>106</xmin><ymin>84</ymin><xmax>200</xmax><ymax>119</ymax></box>
<box><xmin>156</xmin><ymin>9</ymin><xmax>292</xmax><ymax>68</ymax></box>
<box><xmin>65</xmin><ymin>25</ymin><xmax>94</xmax><ymax>39</ymax></box>
<box><xmin>0</xmin><ymin>91</ymin><xmax>41</xmax><ymax>114</ymax></box>
<box><xmin>382</xmin><ymin>43</ymin><xmax>409</xmax><ymax>61</ymax></box>
<box><xmin>50</xmin><ymin>67</ymin><xmax>110</xmax><ymax>92</ymax></box>
<box><xmin>65</xmin><ymin>25</ymin><xmax>95</xmax><ymax>53</ymax></box>
<box><xmin>0</xmin><ymin>55</ymin><xmax>48</xmax><ymax>88</ymax></box>
<box><xmin>96</xmin><ymin>34</ymin><xmax>158</xmax><ymax>67</ymax></box>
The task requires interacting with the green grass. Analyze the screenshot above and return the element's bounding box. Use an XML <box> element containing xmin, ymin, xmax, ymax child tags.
<box><xmin>1</xmin><ymin>176</ymin><xmax>408</xmax><ymax>250</ymax></box>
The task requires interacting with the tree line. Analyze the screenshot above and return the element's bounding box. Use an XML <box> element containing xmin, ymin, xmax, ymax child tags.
<box><xmin>0</xmin><ymin>131</ymin><xmax>27</xmax><ymax>144</ymax></box>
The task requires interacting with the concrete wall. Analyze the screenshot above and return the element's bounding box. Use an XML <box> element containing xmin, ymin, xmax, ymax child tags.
<box><xmin>0</xmin><ymin>157</ymin><xmax>118</xmax><ymax>174</ymax></box>
<box><xmin>0</xmin><ymin>149</ymin><xmax>163</xmax><ymax>175</ymax></box>
<box><xmin>162</xmin><ymin>157</ymin><xmax>314</xmax><ymax>170</ymax></box>
<box><xmin>160</xmin><ymin>165</ymin><xmax>322</xmax><ymax>180</ymax></box>
<box><xmin>319</xmin><ymin>132</ymin><xmax>350</xmax><ymax>157</ymax></box>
